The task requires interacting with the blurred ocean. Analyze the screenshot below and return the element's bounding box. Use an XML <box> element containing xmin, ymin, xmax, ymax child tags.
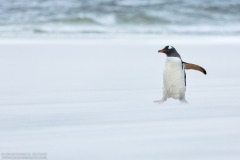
<box><xmin>0</xmin><ymin>0</ymin><xmax>240</xmax><ymax>38</ymax></box>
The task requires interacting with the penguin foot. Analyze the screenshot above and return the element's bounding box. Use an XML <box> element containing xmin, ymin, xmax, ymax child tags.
<box><xmin>154</xmin><ymin>98</ymin><xmax>167</xmax><ymax>104</ymax></box>
<box><xmin>180</xmin><ymin>99</ymin><xmax>188</xmax><ymax>104</ymax></box>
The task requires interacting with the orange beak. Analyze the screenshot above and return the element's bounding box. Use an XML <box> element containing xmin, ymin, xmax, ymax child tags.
<box><xmin>158</xmin><ymin>49</ymin><xmax>166</xmax><ymax>53</ymax></box>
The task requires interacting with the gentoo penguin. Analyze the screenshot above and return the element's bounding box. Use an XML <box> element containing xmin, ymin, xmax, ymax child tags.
<box><xmin>154</xmin><ymin>45</ymin><xmax>207</xmax><ymax>104</ymax></box>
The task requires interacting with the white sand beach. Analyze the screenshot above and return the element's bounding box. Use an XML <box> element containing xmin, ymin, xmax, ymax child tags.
<box><xmin>0</xmin><ymin>37</ymin><xmax>240</xmax><ymax>160</ymax></box>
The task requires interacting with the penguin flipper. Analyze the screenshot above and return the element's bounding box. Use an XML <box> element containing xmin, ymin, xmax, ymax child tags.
<box><xmin>183</xmin><ymin>62</ymin><xmax>207</xmax><ymax>75</ymax></box>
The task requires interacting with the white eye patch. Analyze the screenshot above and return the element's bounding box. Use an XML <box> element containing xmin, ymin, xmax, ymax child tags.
<box><xmin>168</xmin><ymin>46</ymin><xmax>172</xmax><ymax>49</ymax></box>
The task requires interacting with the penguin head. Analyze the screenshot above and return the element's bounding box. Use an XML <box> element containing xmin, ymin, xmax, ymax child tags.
<box><xmin>158</xmin><ymin>45</ymin><xmax>181</xmax><ymax>58</ymax></box>
<box><xmin>158</xmin><ymin>45</ymin><xmax>175</xmax><ymax>54</ymax></box>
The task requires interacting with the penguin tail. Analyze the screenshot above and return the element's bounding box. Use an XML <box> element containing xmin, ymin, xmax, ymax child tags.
<box><xmin>183</xmin><ymin>62</ymin><xmax>207</xmax><ymax>75</ymax></box>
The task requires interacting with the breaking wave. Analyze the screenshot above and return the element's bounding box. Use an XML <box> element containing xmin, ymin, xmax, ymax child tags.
<box><xmin>0</xmin><ymin>0</ymin><xmax>240</xmax><ymax>37</ymax></box>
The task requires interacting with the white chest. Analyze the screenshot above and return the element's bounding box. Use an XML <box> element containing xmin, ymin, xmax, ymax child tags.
<box><xmin>163</xmin><ymin>57</ymin><xmax>186</xmax><ymax>99</ymax></box>
<box><xmin>164</xmin><ymin>57</ymin><xmax>183</xmax><ymax>77</ymax></box>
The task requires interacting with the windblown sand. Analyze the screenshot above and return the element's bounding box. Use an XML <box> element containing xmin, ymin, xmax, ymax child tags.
<box><xmin>0</xmin><ymin>37</ymin><xmax>239</xmax><ymax>160</ymax></box>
